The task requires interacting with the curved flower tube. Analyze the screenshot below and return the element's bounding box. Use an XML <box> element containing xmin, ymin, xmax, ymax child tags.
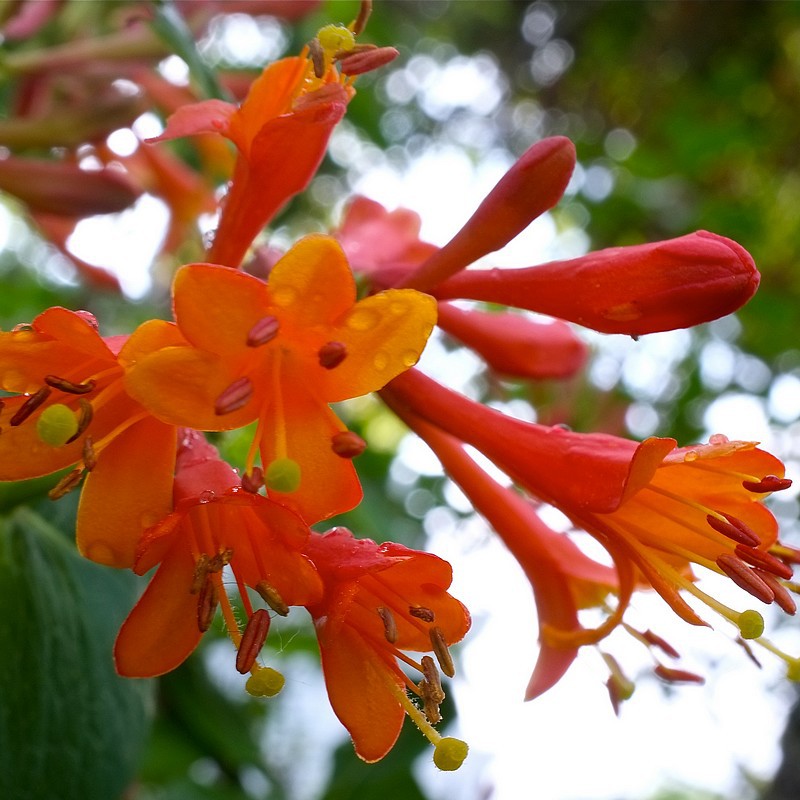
<box><xmin>384</xmin><ymin>370</ymin><xmax>795</xmax><ymax>650</ymax></box>
<box><xmin>303</xmin><ymin>526</ymin><xmax>471</xmax><ymax>766</ymax></box>
<box><xmin>0</xmin><ymin>308</ymin><xmax>179</xmax><ymax>567</ymax></box>
<box><xmin>125</xmin><ymin>235</ymin><xmax>437</xmax><ymax>523</ymax></box>
<box><xmin>115</xmin><ymin>430</ymin><xmax>321</xmax><ymax>680</ymax></box>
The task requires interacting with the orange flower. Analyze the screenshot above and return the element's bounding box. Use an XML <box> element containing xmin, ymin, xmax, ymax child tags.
<box><xmin>0</xmin><ymin>308</ymin><xmax>179</xmax><ymax>567</ymax></box>
<box><xmin>148</xmin><ymin>13</ymin><xmax>396</xmax><ymax>268</ymax></box>
<box><xmin>385</xmin><ymin>370</ymin><xmax>796</xmax><ymax>664</ymax></box>
<box><xmin>125</xmin><ymin>235</ymin><xmax>437</xmax><ymax>523</ymax></box>
<box><xmin>303</xmin><ymin>527</ymin><xmax>471</xmax><ymax>768</ymax></box>
<box><xmin>115</xmin><ymin>430</ymin><xmax>321</xmax><ymax>681</ymax></box>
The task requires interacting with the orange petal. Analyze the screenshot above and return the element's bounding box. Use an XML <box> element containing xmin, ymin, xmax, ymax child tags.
<box><xmin>125</xmin><ymin>346</ymin><xmax>259</xmax><ymax>431</ymax></box>
<box><xmin>114</xmin><ymin>546</ymin><xmax>202</xmax><ymax>678</ymax></box>
<box><xmin>317</xmin><ymin>622</ymin><xmax>405</xmax><ymax>763</ymax></box>
<box><xmin>260</xmin><ymin>382</ymin><xmax>362</xmax><ymax>523</ymax></box>
<box><xmin>324</xmin><ymin>288</ymin><xmax>437</xmax><ymax>401</ymax></box>
<box><xmin>118</xmin><ymin>319</ymin><xmax>188</xmax><ymax>366</ymax></box>
<box><xmin>146</xmin><ymin>98</ymin><xmax>237</xmax><ymax>143</ymax></box>
<box><xmin>77</xmin><ymin>418</ymin><xmax>176</xmax><ymax>568</ymax></box>
<box><xmin>34</xmin><ymin>307</ymin><xmax>114</xmax><ymax>361</ymax></box>
<box><xmin>172</xmin><ymin>264</ymin><xmax>271</xmax><ymax>356</ymax></box>
<box><xmin>267</xmin><ymin>235</ymin><xmax>356</xmax><ymax>327</ymax></box>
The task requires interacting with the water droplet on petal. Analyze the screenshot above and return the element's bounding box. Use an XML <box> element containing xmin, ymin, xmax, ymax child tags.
<box><xmin>199</xmin><ymin>490</ymin><xmax>215</xmax><ymax>503</ymax></box>
<box><xmin>85</xmin><ymin>539</ymin><xmax>118</xmax><ymax>565</ymax></box>
<box><xmin>273</xmin><ymin>288</ymin><xmax>297</xmax><ymax>308</ymax></box>
<box><xmin>389</xmin><ymin>301</ymin><xmax>407</xmax><ymax>316</ymax></box>
<box><xmin>684</xmin><ymin>450</ymin><xmax>698</xmax><ymax>462</ymax></box>
<box><xmin>373</xmin><ymin>351</ymin><xmax>389</xmax><ymax>370</ymax></box>
<box><xmin>709</xmin><ymin>433</ymin><xmax>729</xmax><ymax>445</ymax></box>
<box><xmin>401</xmin><ymin>350</ymin><xmax>419</xmax><ymax>367</ymax></box>
<box><xmin>347</xmin><ymin>308</ymin><xmax>378</xmax><ymax>331</ymax></box>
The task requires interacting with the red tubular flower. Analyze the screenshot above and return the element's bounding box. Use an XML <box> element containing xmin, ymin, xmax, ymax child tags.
<box><xmin>0</xmin><ymin>308</ymin><xmax>180</xmax><ymax>567</ymax></box>
<box><xmin>303</xmin><ymin>527</ymin><xmax>471</xmax><ymax>767</ymax></box>
<box><xmin>399</xmin><ymin>137</ymin><xmax>577</xmax><ymax>292</ymax></box>
<box><xmin>437</xmin><ymin>302</ymin><xmax>588</xmax><ymax>380</ymax></box>
<box><xmin>115</xmin><ymin>430</ymin><xmax>321</xmax><ymax>680</ymax></box>
<box><xmin>125</xmin><ymin>235</ymin><xmax>436</xmax><ymax>524</ymax></box>
<box><xmin>384</xmin><ymin>406</ymin><xmax>617</xmax><ymax>699</ymax></box>
<box><xmin>385</xmin><ymin>370</ymin><xmax>796</xmax><ymax>662</ymax></box>
<box><xmin>433</xmin><ymin>231</ymin><xmax>760</xmax><ymax>336</ymax></box>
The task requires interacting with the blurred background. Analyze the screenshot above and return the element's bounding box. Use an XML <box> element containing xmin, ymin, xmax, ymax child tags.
<box><xmin>1</xmin><ymin>2</ymin><xmax>800</xmax><ymax>799</ymax></box>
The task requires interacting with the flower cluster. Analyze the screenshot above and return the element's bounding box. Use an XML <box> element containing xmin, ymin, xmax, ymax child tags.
<box><xmin>0</xmin><ymin>0</ymin><xmax>795</xmax><ymax>773</ymax></box>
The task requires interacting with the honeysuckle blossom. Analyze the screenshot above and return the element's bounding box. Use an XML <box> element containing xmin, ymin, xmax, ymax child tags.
<box><xmin>115</xmin><ymin>430</ymin><xmax>321</xmax><ymax>684</ymax></box>
<box><xmin>149</xmin><ymin>5</ymin><xmax>396</xmax><ymax>268</ymax></box>
<box><xmin>0</xmin><ymin>307</ymin><xmax>179</xmax><ymax>566</ymax></box>
<box><xmin>384</xmin><ymin>369</ymin><xmax>797</xmax><ymax>673</ymax></box>
<box><xmin>125</xmin><ymin>235</ymin><xmax>437</xmax><ymax>523</ymax></box>
<box><xmin>303</xmin><ymin>526</ymin><xmax>471</xmax><ymax>768</ymax></box>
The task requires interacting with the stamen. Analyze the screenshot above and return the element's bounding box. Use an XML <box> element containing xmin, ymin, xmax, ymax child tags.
<box><xmin>190</xmin><ymin>554</ymin><xmax>210</xmax><ymax>594</ymax></box>
<box><xmin>377</xmin><ymin>606</ymin><xmax>398</xmax><ymax>643</ymax></box>
<box><xmin>246</xmin><ymin>316</ymin><xmax>280</xmax><ymax>347</ymax></box>
<box><xmin>197</xmin><ymin>578</ymin><xmax>219</xmax><ymax>632</ymax></box>
<box><xmin>308</xmin><ymin>37</ymin><xmax>325</xmax><ymax>78</ymax></box>
<box><xmin>82</xmin><ymin>436</ymin><xmax>97</xmax><ymax>471</ymax></box>
<box><xmin>734</xmin><ymin>544</ymin><xmax>794</xmax><ymax>580</ymax></box>
<box><xmin>44</xmin><ymin>374</ymin><xmax>96</xmax><ymax>394</ymax></box>
<box><xmin>351</xmin><ymin>0</ymin><xmax>372</xmax><ymax>35</ymax></box>
<box><xmin>48</xmin><ymin>468</ymin><xmax>83</xmax><ymax>500</ymax></box>
<box><xmin>421</xmin><ymin>655</ymin><xmax>445</xmax><ymax>708</ymax></box>
<box><xmin>410</xmin><ymin>606</ymin><xmax>435</xmax><ymax>623</ymax></box>
<box><xmin>753</xmin><ymin>570</ymin><xmax>797</xmax><ymax>615</ymax></box>
<box><xmin>743</xmin><ymin>475</ymin><xmax>792</xmax><ymax>493</ymax></box>
<box><xmin>207</xmin><ymin>548</ymin><xmax>234</xmax><ymax>573</ymax></box>
<box><xmin>429</xmin><ymin>626</ymin><xmax>455</xmax><ymax>678</ymax></box>
<box><xmin>331</xmin><ymin>431</ymin><xmax>366</xmax><ymax>458</ymax></box>
<box><xmin>653</xmin><ymin>664</ymin><xmax>705</xmax><ymax>684</ymax></box>
<box><xmin>236</xmin><ymin>609</ymin><xmax>271</xmax><ymax>674</ymax></box>
<box><xmin>339</xmin><ymin>46</ymin><xmax>399</xmax><ymax>76</ymax></box>
<box><xmin>318</xmin><ymin>341</ymin><xmax>347</xmax><ymax>369</ymax></box>
<box><xmin>641</xmin><ymin>629</ymin><xmax>680</xmax><ymax>659</ymax></box>
<box><xmin>706</xmin><ymin>512</ymin><xmax>761</xmax><ymax>547</ymax></box>
<box><xmin>241</xmin><ymin>467</ymin><xmax>264</xmax><ymax>493</ymax></box>
<box><xmin>66</xmin><ymin>398</ymin><xmax>93</xmax><ymax>443</ymax></box>
<box><xmin>716</xmin><ymin>554</ymin><xmax>775</xmax><ymax>604</ymax></box>
<box><xmin>215</xmin><ymin>376</ymin><xmax>254</xmax><ymax>415</ymax></box>
<box><xmin>9</xmin><ymin>386</ymin><xmax>51</xmax><ymax>426</ymax></box>
<box><xmin>603</xmin><ymin>653</ymin><xmax>635</xmax><ymax>716</ymax></box>
<box><xmin>735</xmin><ymin>636</ymin><xmax>762</xmax><ymax>668</ymax></box>
<box><xmin>255</xmin><ymin>580</ymin><xmax>289</xmax><ymax>616</ymax></box>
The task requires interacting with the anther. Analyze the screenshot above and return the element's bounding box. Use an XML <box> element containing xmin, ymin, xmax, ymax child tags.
<box><xmin>653</xmin><ymin>665</ymin><xmax>705</xmax><ymax>684</ymax></box>
<box><xmin>197</xmin><ymin>578</ymin><xmax>219</xmax><ymax>632</ymax></box>
<box><xmin>716</xmin><ymin>553</ymin><xmax>775</xmax><ymax>604</ymax></box>
<box><xmin>642</xmin><ymin>629</ymin><xmax>680</xmax><ymax>659</ymax></box>
<box><xmin>421</xmin><ymin>655</ymin><xmax>444</xmax><ymax>703</ymax></box>
<box><xmin>9</xmin><ymin>386</ymin><xmax>51</xmax><ymax>426</ymax></box>
<box><xmin>44</xmin><ymin>375</ymin><xmax>96</xmax><ymax>394</ymax></box>
<box><xmin>331</xmin><ymin>431</ymin><xmax>366</xmax><ymax>458</ymax></box>
<box><xmin>377</xmin><ymin>606</ymin><xmax>397</xmax><ymax>643</ymax></box>
<box><xmin>255</xmin><ymin>580</ymin><xmax>289</xmax><ymax>616</ymax></box>
<box><xmin>339</xmin><ymin>46</ymin><xmax>399</xmax><ymax>76</ymax></box>
<box><xmin>207</xmin><ymin>548</ymin><xmax>234</xmax><ymax>573</ymax></box>
<box><xmin>246</xmin><ymin>316</ymin><xmax>280</xmax><ymax>347</ymax></box>
<box><xmin>242</xmin><ymin>467</ymin><xmax>264</xmax><ymax>493</ymax></box>
<box><xmin>82</xmin><ymin>436</ymin><xmax>97</xmax><ymax>471</ymax></box>
<box><xmin>429</xmin><ymin>625</ymin><xmax>455</xmax><ymax>678</ymax></box>
<box><xmin>66</xmin><ymin>398</ymin><xmax>93</xmax><ymax>443</ymax></box>
<box><xmin>190</xmin><ymin>554</ymin><xmax>210</xmax><ymax>594</ymax></box>
<box><xmin>308</xmin><ymin>37</ymin><xmax>325</xmax><ymax>78</ymax></box>
<box><xmin>706</xmin><ymin>512</ymin><xmax>761</xmax><ymax>547</ymax></box>
<box><xmin>236</xmin><ymin>609</ymin><xmax>271</xmax><ymax>674</ymax></box>
<box><xmin>410</xmin><ymin>606</ymin><xmax>435</xmax><ymax>623</ymax></box>
<box><xmin>753</xmin><ymin>570</ymin><xmax>797</xmax><ymax>615</ymax></box>
<box><xmin>48</xmin><ymin>467</ymin><xmax>83</xmax><ymax>500</ymax></box>
<box><xmin>743</xmin><ymin>475</ymin><xmax>793</xmax><ymax>493</ymax></box>
<box><xmin>215</xmin><ymin>376</ymin><xmax>254</xmax><ymax>415</ymax></box>
<box><xmin>734</xmin><ymin>544</ymin><xmax>794</xmax><ymax>580</ymax></box>
<box><xmin>318</xmin><ymin>341</ymin><xmax>347</xmax><ymax>369</ymax></box>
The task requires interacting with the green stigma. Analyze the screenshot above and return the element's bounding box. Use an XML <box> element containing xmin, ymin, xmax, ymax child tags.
<box><xmin>36</xmin><ymin>404</ymin><xmax>79</xmax><ymax>447</ymax></box>
<box><xmin>246</xmin><ymin>666</ymin><xmax>285</xmax><ymax>698</ymax></box>
<box><xmin>737</xmin><ymin>609</ymin><xmax>765</xmax><ymax>640</ymax></box>
<box><xmin>433</xmin><ymin>737</ymin><xmax>469</xmax><ymax>771</ymax></box>
<box><xmin>317</xmin><ymin>24</ymin><xmax>355</xmax><ymax>57</ymax></box>
<box><xmin>266</xmin><ymin>458</ymin><xmax>301</xmax><ymax>493</ymax></box>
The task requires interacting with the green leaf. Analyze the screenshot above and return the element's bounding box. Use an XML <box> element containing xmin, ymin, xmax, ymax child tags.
<box><xmin>0</xmin><ymin>508</ymin><xmax>153</xmax><ymax>800</ymax></box>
